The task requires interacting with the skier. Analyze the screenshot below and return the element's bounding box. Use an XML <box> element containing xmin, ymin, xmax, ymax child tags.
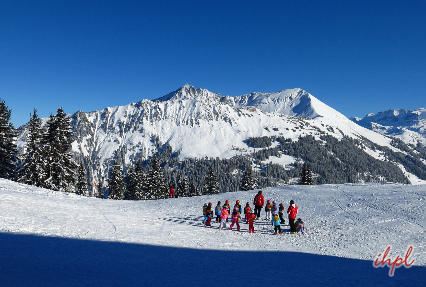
<box><xmin>169</xmin><ymin>182</ymin><xmax>175</xmax><ymax>198</ymax></box>
<box><xmin>229</xmin><ymin>207</ymin><xmax>241</xmax><ymax>231</ymax></box>
<box><xmin>223</xmin><ymin>200</ymin><xmax>231</xmax><ymax>222</ymax></box>
<box><xmin>202</xmin><ymin>203</ymin><xmax>208</xmax><ymax>224</ymax></box>
<box><xmin>219</xmin><ymin>206</ymin><xmax>229</xmax><ymax>229</ymax></box>
<box><xmin>243</xmin><ymin>202</ymin><xmax>252</xmax><ymax>223</ymax></box>
<box><xmin>271</xmin><ymin>200</ymin><xmax>278</xmax><ymax>214</ymax></box>
<box><xmin>205</xmin><ymin>202</ymin><xmax>213</xmax><ymax>226</ymax></box>
<box><xmin>265</xmin><ymin>200</ymin><xmax>272</xmax><ymax>220</ymax></box>
<box><xmin>234</xmin><ymin>200</ymin><xmax>242</xmax><ymax>221</ymax></box>
<box><xmin>253</xmin><ymin>190</ymin><xmax>265</xmax><ymax>220</ymax></box>
<box><xmin>295</xmin><ymin>218</ymin><xmax>305</xmax><ymax>233</ymax></box>
<box><xmin>215</xmin><ymin>201</ymin><xmax>222</xmax><ymax>223</ymax></box>
<box><xmin>247</xmin><ymin>210</ymin><xmax>256</xmax><ymax>233</ymax></box>
<box><xmin>234</xmin><ymin>200</ymin><xmax>242</xmax><ymax>214</ymax></box>
<box><xmin>287</xmin><ymin>200</ymin><xmax>299</xmax><ymax>234</ymax></box>
<box><xmin>271</xmin><ymin>212</ymin><xmax>282</xmax><ymax>234</ymax></box>
<box><xmin>278</xmin><ymin>203</ymin><xmax>285</xmax><ymax>224</ymax></box>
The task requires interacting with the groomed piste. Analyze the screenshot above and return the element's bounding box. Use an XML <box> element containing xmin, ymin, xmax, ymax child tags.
<box><xmin>1</xmin><ymin>179</ymin><xmax>425</xmax><ymax>286</ymax></box>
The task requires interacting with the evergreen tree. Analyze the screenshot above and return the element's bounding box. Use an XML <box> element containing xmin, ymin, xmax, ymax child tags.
<box><xmin>124</xmin><ymin>165</ymin><xmax>137</xmax><ymax>200</ymax></box>
<box><xmin>0</xmin><ymin>99</ymin><xmax>17</xmax><ymax>180</ymax></box>
<box><xmin>145</xmin><ymin>155</ymin><xmax>167</xmax><ymax>199</ymax></box>
<box><xmin>41</xmin><ymin>108</ymin><xmax>77</xmax><ymax>191</ymax></box>
<box><xmin>177</xmin><ymin>175</ymin><xmax>189</xmax><ymax>197</ymax></box>
<box><xmin>134</xmin><ymin>161</ymin><xmax>147</xmax><ymax>200</ymax></box>
<box><xmin>203</xmin><ymin>165</ymin><xmax>219</xmax><ymax>195</ymax></box>
<box><xmin>240</xmin><ymin>168</ymin><xmax>258</xmax><ymax>191</ymax></box>
<box><xmin>188</xmin><ymin>181</ymin><xmax>200</xmax><ymax>197</ymax></box>
<box><xmin>75</xmin><ymin>162</ymin><xmax>88</xmax><ymax>195</ymax></box>
<box><xmin>108</xmin><ymin>162</ymin><xmax>125</xmax><ymax>200</ymax></box>
<box><xmin>300</xmin><ymin>162</ymin><xmax>314</xmax><ymax>185</ymax></box>
<box><xmin>96</xmin><ymin>177</ymin><xmax>104</xmax><ymax>199</ymax></box>
<box><xmin>19</xmin><ymin>109</ymin><xmax>44</xmax><ymax>186</ymax></box>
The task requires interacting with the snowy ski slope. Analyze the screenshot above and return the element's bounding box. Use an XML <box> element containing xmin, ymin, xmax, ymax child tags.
<box><xmin>0</xmin><ymin>179</ymin><xmax>425</xmax><ymax>286</ymax></box>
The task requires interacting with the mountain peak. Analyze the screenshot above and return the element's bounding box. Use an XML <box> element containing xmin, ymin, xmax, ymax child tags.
<box><xmin>228</xmin><ymin>88</ymin><xmax>345</xmax><ymax>120</ymax></box>
<box><xmin>153</xmin><ymin>84</ymin><xmax>221</xmax><ymax>102</ymax></box>
<box><xmin>151</xmin><ymin>85</ymin><xmax>348</xmax><ymax>121</ymax></box>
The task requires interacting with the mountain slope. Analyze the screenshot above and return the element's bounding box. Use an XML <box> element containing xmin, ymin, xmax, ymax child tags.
<box><xmin>352</xmin><ymin>109</ymin><xmax>426</xmax><ymax>146</ymax></box>
<box><xmin>16</xmin><ymin>85</ymin><xmax>426</xmax><ymax>186</ymax></box>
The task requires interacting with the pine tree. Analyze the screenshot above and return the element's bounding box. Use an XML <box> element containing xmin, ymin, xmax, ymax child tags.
<box><xmin>145</xmin><ymin>155</ymin><xmax>167</xmax><ymax>199</ymax></box>
<box><xmin>124</xmin><ymin>165</ymin><xmax>137</xmax><ymax>200</ymax></box>
<box><xmin>134</xmin><ymin>161</ymin><xmax>147</xmax><ymax>200</ymax></box>
<box><xmin>0</xmin><ymin>99</ymin><xmax>17</xmax><ymax>180</ymax></box>
<box><xmin>203</xmin><ymin>165</ymin><xmax>219</xmax><ymax>195</ymax></box>
<box><xmin>177</xmin><ymin>175</ymin><xmax>189</xmax><ymax>197</ymax></box>
<box><xmin>300</xmin><ymin>162</ymin><xmax>314</xmax><ymax>185</ymax></box>
<box><xmin>76</xmin><ymin>162</ymin><xmax>88</xmax><ymax>195</ymax></box>
<box><xmin>107</xmin><ymin>162</ymin><xmax>125</xmax><ymax>200</ymax></box>
<box><xmin>41</xmin><ymin>108</ymin><xmax>77</xmax><ymax>191</ymax></box>
<box><xmin>188</xmin><ymin>181</ymin><xmax>200</xmax><ymax>197</ymax></box>
<box><xmin>19</xmin><ymin>109</ymin><xmax>44</xmax><ymax>186</ymax></box>
<box><xmin>240</xmin><ymin>168</ymin><xmax>258</xmax><ymax>191</ymax></box>
<box><xmin>96</xmin><ymin>177</ymin><xmax>104</xmax><ymax>199</ymax></box>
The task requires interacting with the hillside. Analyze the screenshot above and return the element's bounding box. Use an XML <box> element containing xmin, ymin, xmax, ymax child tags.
<box><xmin>16</xmin><ymin>85</ymin><xmax>426</xmax><ymax>190</ymax></box>
<box><xmin>0</xmin><ymin>178</ymin><xmax>425</xmax><ymax>286</ymax></box>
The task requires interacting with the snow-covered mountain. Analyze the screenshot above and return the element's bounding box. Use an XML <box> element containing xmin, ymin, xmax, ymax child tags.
<box><xmin>16</xmin><ymin>85</ymin><xmax>426</xmax><ymax>185</ymax></box>
<box><xmin>352</xmin><ymin>109</ymin><xmax>426</xmax><ymax>146</ymax></box>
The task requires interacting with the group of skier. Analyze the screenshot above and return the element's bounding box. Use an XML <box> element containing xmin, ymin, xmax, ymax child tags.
<box><xmin>202</xmin><ymin>190</ymin><xmax>305</xmax><ymax>235</ymax></box>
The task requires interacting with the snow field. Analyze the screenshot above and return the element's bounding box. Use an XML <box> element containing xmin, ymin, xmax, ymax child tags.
<box><xmin>1</xmin><ymin>179</ymin><xmax>426</xmax><ymax>286</ymax></box>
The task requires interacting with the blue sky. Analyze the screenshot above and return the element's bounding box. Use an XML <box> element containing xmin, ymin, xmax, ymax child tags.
<box><xmin>1</xmin><ymin>0</ymin><xmax>425</xmax><ymax>127</ymax></box>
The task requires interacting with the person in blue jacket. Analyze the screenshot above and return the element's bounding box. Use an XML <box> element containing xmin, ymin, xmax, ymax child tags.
<box><xmin>215</xmin><ymin>201</ymin><xmax>222</xmax><ymax>223</ymax></box>
<box><xmin>271</xmin><ymin>212</ymin><xmax>282</xmax><ymax>234</ymax></box>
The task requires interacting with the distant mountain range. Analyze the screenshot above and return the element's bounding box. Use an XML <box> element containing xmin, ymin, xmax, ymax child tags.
<box><xmin>16</xmin><ymin>84</ymin><xmax>426</xmax><ymax>187</ymax></box>
<box><xmin>351</xmin><ymin>109</ymin><xmax>426</xmax><ymax>146</ymax></box>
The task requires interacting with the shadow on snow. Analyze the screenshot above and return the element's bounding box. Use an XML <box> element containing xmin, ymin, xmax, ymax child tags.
<box><xmin>0</xmin><ymin>232</ymin><xmax>425</xmax><ymax>287</ymax></box>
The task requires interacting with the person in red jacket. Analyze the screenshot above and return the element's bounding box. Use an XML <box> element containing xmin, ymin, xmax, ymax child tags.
<box><xmin>287</xmin><ymin>200</ymin><xmax>298</xmax><ymax>234</ymax></box>
<box><xmin>253</xmin><ymin>190</ymin><xmax>265</xmax><ymax>220</ymax></box>
<box><xmin>247</xmin><ymin>210</ymin><xmax>256</xmax><ymax>233</ymax></box>
<box><xmin>168</xmin><ymin>182</ymin><xmax>175</xmax><ymax>198</ymax></box>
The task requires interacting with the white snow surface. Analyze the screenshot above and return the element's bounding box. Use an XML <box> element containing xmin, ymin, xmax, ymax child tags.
<box><xmin>1</xmin><ymin>179</ymin><xmax>425</xmax><ymax>286</ymax></box>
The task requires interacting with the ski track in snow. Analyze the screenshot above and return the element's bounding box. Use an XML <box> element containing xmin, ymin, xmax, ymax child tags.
<box><xmin>1</xmin><ymin>179</ymin><xmax>426</xmax><ymax>286</ymax></box>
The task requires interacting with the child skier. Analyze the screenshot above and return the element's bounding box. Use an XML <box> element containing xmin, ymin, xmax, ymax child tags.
<box><xmin>223</xmin><ymin>200</ymin><xmax>231</xmax><ymax>222</ymax></box>
<box><xmin>234</xmin><ymin>200</ymin><xmax>242</xmax><ymax>221</ymax></box>
<box><xmin>278</xmin><ymin>203</ymin><xmax>285</xmax><ymax>224</ymax></box>
<box><xmin>271</xmin><ymin>212</ymin><xmax>282</xmax><ymax>234</ymax></box>
<box><xmin>202</xmin><ymin>203</ymin><xmax>208</xmax><ymax>224</ymax></box>
<box><xmin>295</xmin><ymin>218</ymin><xmax>305</xmax><ymax>233</ymax></box>
<box><xmin>247</xmin><ymin>210</ymin><xmax>256</xmax><ymax>233</ymax></box>
<box><xmin>271</xmin><ymin>200</ymin><xmax>278</xmax><ymax>214</ymax></box>
<box><xmin>244</xmin><ymin>202</ymin><xmax>252</xmax><ymax>223</ymax></box>
<box><xmin>204</xmin><ymin>202</ymin><xmax>213</xmax><ymax>226</ymax></box>
<box><xmin>229</xmin><ymin>207</ymin><xmax>241</xmax><ymax>231</ymax></box>
<box><xmin>219</xmin><ymin>206</ymin><xmax>229</xmax><ymax>229</ymax></box>
<box><xmin>234</xmin><ymin>200</ymin><xmax>242</xmax><ymax>214</ymax></box>
<box><xmin>265</xmin><ymin>200</ymin><xmax>272</xmax><ymax>220</ymax></box>
<box><xmin>215</xmin><ymin>201</ymin><xmax>222</xmax><ymax>223</ymax></box>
